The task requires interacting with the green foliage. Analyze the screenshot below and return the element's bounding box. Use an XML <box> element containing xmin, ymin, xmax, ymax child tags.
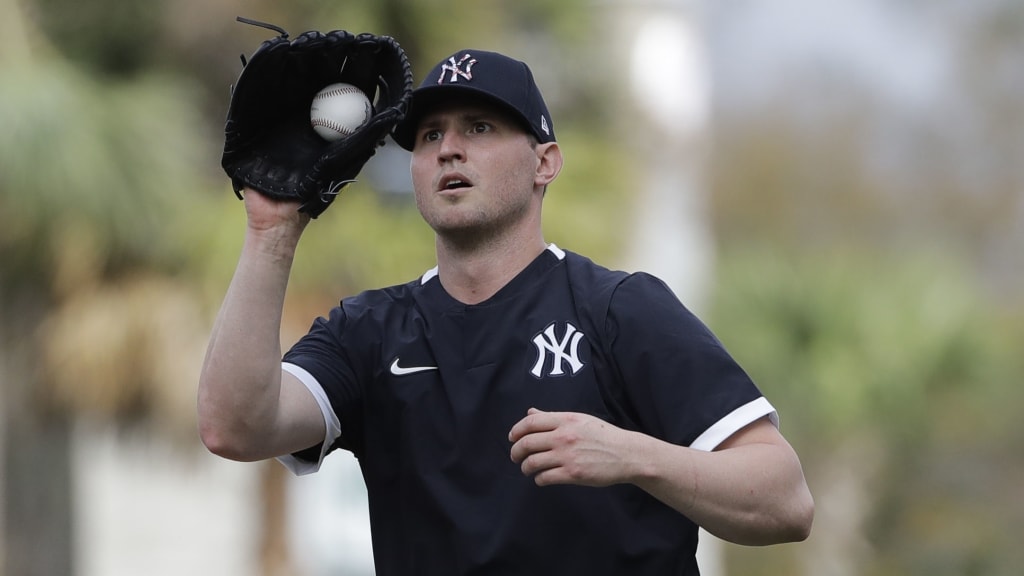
<box><xmin>0</xmin><ymin>61</ymin><xmax>210</xmax><ymax>287</ymax></box>
<box><xmin>543</xmin><ymin>128</ymin><xmax>632</xmax><ymax>260</ymax></box>
<box><xmin>292</xmin><ymin>189</ymin><xmax>436</xmax><ymax>292</ymax></box>
<box><xmin>33</xmin><ymin>0</ymin><xmax>164</xmax><ymax>76</ymax></box>
<box><xmin>301</xmin><ymin>0</ymin><xmax>593</xmax><ymax>46</ymax></box>
<box><xmin>710</xmin><ymin>246</ymin><xmax>1010</xmax><ymax>446</ymax></box>
<box><xmin>711</xmin><ymin>245</ymin><xmax>1024</xmax><ymax>575</ymax></box>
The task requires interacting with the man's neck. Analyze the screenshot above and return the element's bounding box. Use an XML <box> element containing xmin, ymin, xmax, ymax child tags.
<box><xmin>435</xmin><ymin>232</ymin><xmax>547</xmax><ymax>305</ymax></box>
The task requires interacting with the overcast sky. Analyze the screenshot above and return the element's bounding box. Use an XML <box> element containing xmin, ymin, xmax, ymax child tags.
<box><xmin>704</xmin><ymin>0</ymin><xmax>1023</xmax><ymax>192</ymax></box>
<box><xmin>705</xmin><ymin>0</ymin><xmax>977</xmax><ymax>113</ymax></box>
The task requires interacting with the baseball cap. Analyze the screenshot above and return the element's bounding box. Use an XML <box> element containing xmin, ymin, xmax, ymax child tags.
<box><xmin>391</xmin><ymin>49</ymin><xmax>556</xmax><ymax>151</ymax></box>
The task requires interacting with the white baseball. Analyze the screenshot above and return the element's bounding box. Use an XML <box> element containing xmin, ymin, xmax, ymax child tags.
<box><xmin>310</xmin><ymin>82</ymin><xmax>372</xmax><ymax>141</ymax></box>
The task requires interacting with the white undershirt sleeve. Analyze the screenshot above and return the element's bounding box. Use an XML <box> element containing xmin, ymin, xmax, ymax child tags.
<box><xmin>276</xmin><ymin>362</ymin><xmax>343</xmax><ymax>476</ymax></box>
<box><xmin>689</xmin><ymin>397</ymin><xmax>779</xmax><ymax>452</ymax></box>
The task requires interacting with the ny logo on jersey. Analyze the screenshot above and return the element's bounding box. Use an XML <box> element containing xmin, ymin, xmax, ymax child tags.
<box><xmin>530</xmin><ymin>322</ymin><xmax>585</xmax><ymax>378</ymax></box>
<box><xmin>438</xmin><ymin>54</ymin><xmax>476</xmax><ymax>84</ymax></box>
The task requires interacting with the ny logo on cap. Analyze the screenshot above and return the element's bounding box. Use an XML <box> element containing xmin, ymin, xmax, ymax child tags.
<box><xmin>438</xmin><ymin>54</ymin><xmax>477</xmax><ymax>84</ymax></box>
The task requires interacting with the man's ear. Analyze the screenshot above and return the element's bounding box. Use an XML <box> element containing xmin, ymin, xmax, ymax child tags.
<box><xmin>534</xmin><ymin>142</ymin><xmax>563</xmax><ymax>188</ymax></box>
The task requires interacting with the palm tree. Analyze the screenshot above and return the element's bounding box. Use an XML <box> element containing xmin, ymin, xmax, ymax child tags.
<box><xmin>0</xmin><ymin>1</ymin><xmax>212</xmax><ymax>573</ymax></box>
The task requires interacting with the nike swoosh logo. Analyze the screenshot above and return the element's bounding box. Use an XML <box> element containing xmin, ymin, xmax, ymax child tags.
<box><xmin>389</xmin><ymin>358</ymin><xmax>439</xmax><ymax>376</ymax></box>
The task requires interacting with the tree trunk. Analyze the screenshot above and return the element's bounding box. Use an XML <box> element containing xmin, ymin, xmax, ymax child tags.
<box><xmin>1</xmin><ymin>289</ymin><xmax>75</xmax><ymax>576</ymax></box>
<box><xmin>260</xmin><ymin>460</ymin><xmax>294</xmax><ymax>576</ymax></box>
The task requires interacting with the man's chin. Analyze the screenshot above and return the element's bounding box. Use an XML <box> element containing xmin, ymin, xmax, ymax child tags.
<box><xmin>430</xmin><ymin>219</ymin><xmax>495</xmax><ymax>247</ymax></box>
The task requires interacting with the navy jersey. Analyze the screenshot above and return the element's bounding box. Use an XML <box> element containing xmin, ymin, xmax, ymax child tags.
<box><xmin>281</xmin><ymin>245</ymin><xmax>776</xmax><ymax>576</ymax></box>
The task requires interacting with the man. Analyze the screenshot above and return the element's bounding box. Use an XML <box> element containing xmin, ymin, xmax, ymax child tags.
<box><xmin>199</xmin><ymin>49</ymin><xmax>813</xmax><ymax>575</ymax></box>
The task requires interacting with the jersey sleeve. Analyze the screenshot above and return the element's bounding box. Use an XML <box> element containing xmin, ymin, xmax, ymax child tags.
<box><xmin>607</xmin><ymin>273</ymin><xmax>776</xmax><ymax>451</ymax></box>
<box><xmin>275</xmin><ymin>362</ymin><xmax>342</xmax><ymax>475</ymax></box>
<box><xmin>278</xmin><ymin>301</ymin><xmax>371</xmax><ymax>473</ymax></box>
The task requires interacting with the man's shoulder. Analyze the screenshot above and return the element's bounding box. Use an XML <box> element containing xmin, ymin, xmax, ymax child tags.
<box><xmin>561</xmin><ymin>250</ymin><xmax>631</xmax><ymax>292</ymax></box>
<box><xmin>562</xmin><ymin>250</ymin><xmax>678</xmax><ymax>296</ymax></box>
<box><xmin>561</xmin><ymin>251</ymin><xmax>686</xmax><ymax>323</ymax></box>
<box><xmin>340</xmin><ymin>271</ymin><xmax>435</xmax><ymax>314</ymax></box>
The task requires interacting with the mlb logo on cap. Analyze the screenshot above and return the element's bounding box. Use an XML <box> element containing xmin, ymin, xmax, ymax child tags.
<box><xmin>392</xmin><ymin>50</ymin><xmax>555</xmax><ymax>150</ymax></box>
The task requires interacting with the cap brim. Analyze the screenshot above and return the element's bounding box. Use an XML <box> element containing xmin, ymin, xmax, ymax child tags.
<box><xmin>391</xmin><ymin>84</ymin><xmax>536</xmax><ymax>151</ymax></box>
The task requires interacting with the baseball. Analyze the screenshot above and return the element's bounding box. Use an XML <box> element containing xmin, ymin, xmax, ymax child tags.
<box><xmin>310</xmin><ymin>82</ymin><xmax>372</xmax><ymax>141</ymax></box>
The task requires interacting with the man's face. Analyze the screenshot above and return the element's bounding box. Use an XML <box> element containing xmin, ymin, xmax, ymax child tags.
<box><xmin>409</xmin><ymin>97</ymin><xmax>544</xmax><ymax>241</ymax></box>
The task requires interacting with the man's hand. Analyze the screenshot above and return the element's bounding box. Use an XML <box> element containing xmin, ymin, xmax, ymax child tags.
<box><xmin>508</xmin><ymin>408</ymin><xmax>643</xmax><ymax>487</ymax></box>
<box><xmin>242</xmin><ymin>186</ymin><xmax>310</xmax><ymax>236</ymax></box>
<box><xmin>509</xmin><ymin>409</ymin><xmax>814</xmax><ymax>545</ymax></box>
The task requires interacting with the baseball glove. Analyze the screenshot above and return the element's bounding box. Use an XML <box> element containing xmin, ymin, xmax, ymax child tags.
<box><xmin>221</xmin><ymin>18</ymin><xmax>413</xmax><ymax>218</ymax></box>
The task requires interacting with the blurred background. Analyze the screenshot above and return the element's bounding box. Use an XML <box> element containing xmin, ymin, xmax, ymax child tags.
<box><xmin>1</xmin><ymin>0</ymin><xmax>1022</xmax><ymax>574</ymax></box>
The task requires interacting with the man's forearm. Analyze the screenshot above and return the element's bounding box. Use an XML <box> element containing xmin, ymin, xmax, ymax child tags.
<box><xmin>628</xmin><ymin>422</ymin><xmax>814</xmax><ymax>546</ymax></box>
<box><xmin>198</xmin><ymin>228</ymin><xmax>301</xmax><ymax>460</ymax></box>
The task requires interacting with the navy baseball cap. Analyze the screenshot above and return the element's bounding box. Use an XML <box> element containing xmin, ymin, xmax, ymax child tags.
<box><xmin>391</xmin><ymin>49</ymin><xmax>556</xmax><ymax>151</ymax></box>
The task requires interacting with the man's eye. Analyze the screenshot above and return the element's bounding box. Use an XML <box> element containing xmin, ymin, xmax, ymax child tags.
<box><xmin>470</xmin><ymin>122</ymin><xmax>490</xmax><ymax>134</ymax></box>
<box><xmin>423</xmin><ymin>129</ymin><xmax>442</xmax><ymax>142</ymax></box>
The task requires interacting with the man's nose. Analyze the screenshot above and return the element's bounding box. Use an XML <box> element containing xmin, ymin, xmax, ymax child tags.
<box><xmin>437</xmin><ymin>130</ymin><xmax>466</xmax><ymax>162</ymax></box>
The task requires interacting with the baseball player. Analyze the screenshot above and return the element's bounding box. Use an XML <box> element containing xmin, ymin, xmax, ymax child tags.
<box><xmin>201</xmin><ymin>37</ymin><xmax>813</xmax><ymax>575</ymax></box>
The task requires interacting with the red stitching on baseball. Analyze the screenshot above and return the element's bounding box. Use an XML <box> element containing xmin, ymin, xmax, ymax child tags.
<box><xmin>314</xmin><ymin>86</ymin><xmax>363</xmax><ymax>101</ymax></box>
<box><xmin>311</xmin><ymin>118</ymin><xmax>357</xmax><ymax>136</ymax></box>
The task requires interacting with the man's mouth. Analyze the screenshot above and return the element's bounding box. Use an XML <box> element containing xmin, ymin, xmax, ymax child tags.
<box><xmin>439</xmin><ymin>176</ymin><xmax>472</xmax><ymax>191</ymax></box>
